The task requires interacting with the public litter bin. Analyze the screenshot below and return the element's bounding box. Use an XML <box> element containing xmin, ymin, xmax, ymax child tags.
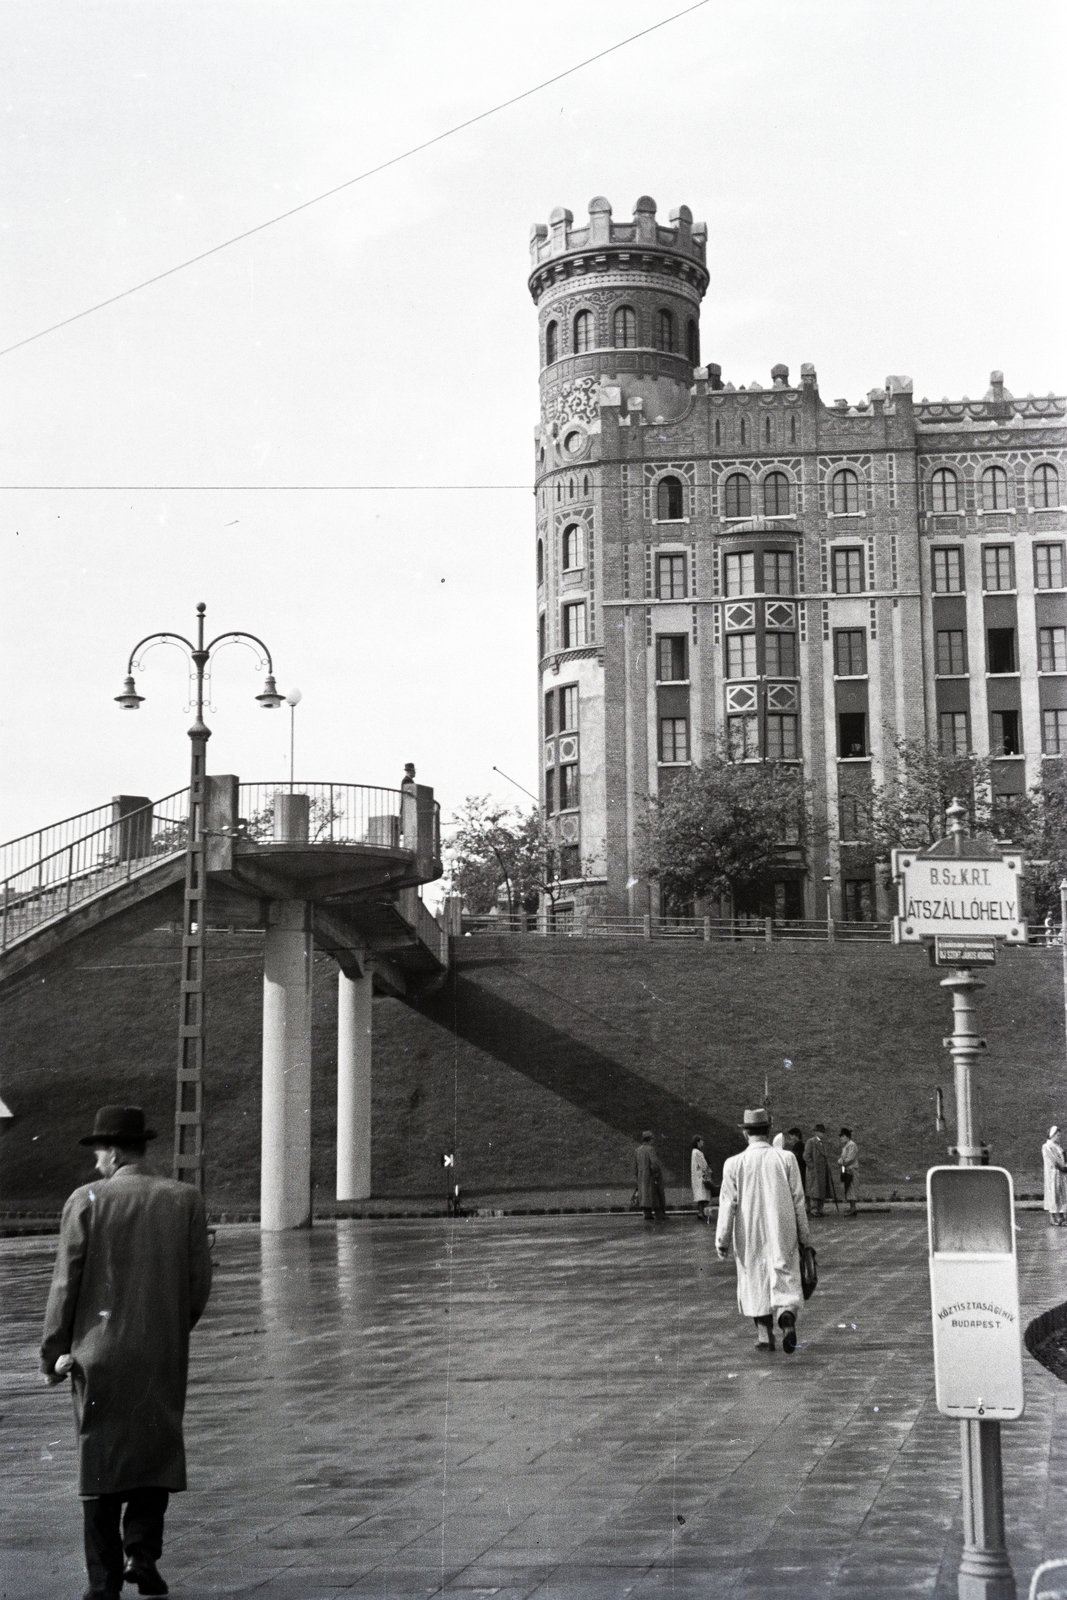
<box><xmin>927</xmin><ymin>1166</ymin><xmax>1024</xmax><ymax>1420</ymax></box>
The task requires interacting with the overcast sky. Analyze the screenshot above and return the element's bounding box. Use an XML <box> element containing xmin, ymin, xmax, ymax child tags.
<box><xmin>2</xmin><ymin>0</ymin><xmax>1065</xmax><ymax>849</ymax></box>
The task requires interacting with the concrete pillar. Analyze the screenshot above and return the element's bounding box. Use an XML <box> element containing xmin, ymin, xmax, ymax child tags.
<box><xmin>261</xmin><ymin>900</ymin><xmax>313</xmax><ymax>1230</ymax></box>
<box><xmin>337</xmin><ymin>963</ymin><xmax>372</xmax><ymax>1200</ymax></box>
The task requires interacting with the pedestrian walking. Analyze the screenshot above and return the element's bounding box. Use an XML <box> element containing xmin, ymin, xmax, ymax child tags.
<box><xmin>715</xmin><ymin>1108</ymin><xmax>814</xmax><ymax>1352</ymax></box>
<box><xmin>635</xmin><ymin>1130</ymin><xmax>666</xmax><ymax>1222</ymax></box>
<box><xmin>838</xmin><ymin>1127</ymin><xmax>859</xmax><ymax>1217</ymax></box>
<box><xmin>783</xmin><ymin>1127</ymin><xmax>806</xmax><ymax>1196</ymax></box>
<box><xmin>40</xmin><ymin>1106</ymin><xmax>213</xmax><ymax>1600</ymax></box>
<box><xmin>804</xmin><ymin>1124</ymin><xmax>835</xmax><ymax>1216</ymax></box>
<box><xmin>1043</xmin><ymin>1125</ymin><xmax>1067</xmax><ymax>1226</ymax></box>
<box><xmin>690</xmin><ymin>1136</ymin><xmax>714</xmax><ymax>1222</ymax></box>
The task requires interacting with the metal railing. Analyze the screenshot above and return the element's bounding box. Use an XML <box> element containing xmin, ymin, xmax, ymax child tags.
<box><xmin>0</xmin><ymin>800</ymin><xmax>134</xmax><ymax>887</ymax></box>
<box><xmin>1</xmin><ymin>789</ymin><xmax>189</xmax><ymax>952</ymax></box>
<box><xmin>238</xmin><ymin>783</ymin><xmax>419</xmax><ymax>848</ymax></box>
<box><xmin>460</xmin><ymin>912</ymin><xmax>896</xmax><ymax>943</ymax></box>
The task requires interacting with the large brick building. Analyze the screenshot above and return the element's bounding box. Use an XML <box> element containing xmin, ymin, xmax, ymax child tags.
<box><xmin>530</xmin><ymin>195</ymin><xmax>1067</xmax><ymax>922</ymax></box>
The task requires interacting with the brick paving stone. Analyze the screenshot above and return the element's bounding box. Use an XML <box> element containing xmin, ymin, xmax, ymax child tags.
<box><xmin>4</xmin><ymin>1213</ymin><xmax>1067</xmax><ymax>1599</ymax></box>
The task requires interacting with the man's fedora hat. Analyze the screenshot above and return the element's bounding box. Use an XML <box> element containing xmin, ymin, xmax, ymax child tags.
<box><xmin>79</xmin><ymin>1105</ymin><xmax>157</xmax><ymax>1147</ymax></box>
<box><xmin>738</xmin><ymin>1107</ymin><xmax>771</xmax><ymax>1130</ymax></box>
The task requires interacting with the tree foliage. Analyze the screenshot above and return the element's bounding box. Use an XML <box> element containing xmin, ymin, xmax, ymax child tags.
<box><xmin>1016</xmin><ymin>759</ymin><xmax>1067</xmax><ymax>921</ymax></box>
<box><xmin>445</xmin><ymin>796</ymin><xmax>550</xmax><ymax>915</ymax></box>
<box><xmin>864</xmin><ymin>739</ymin><xmax>1004</xmax><ymax>856</ymax></box>
<box><xmin>650</xmin><ymin>758</ymin><xmax>809</xmax><ymax>905</ymax></box>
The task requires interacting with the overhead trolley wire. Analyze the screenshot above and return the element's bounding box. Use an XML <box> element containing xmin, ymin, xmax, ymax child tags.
<box><xmin>0</xmin><ymin>0</ymin><xmax>711</xmax><ymax>361</ymax></box>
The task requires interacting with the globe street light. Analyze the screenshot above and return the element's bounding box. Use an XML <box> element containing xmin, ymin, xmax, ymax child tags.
<box><xmin>116</xmin><ymin>601</ymin><xmax>283</xmax><ymax>1191</ymax></box>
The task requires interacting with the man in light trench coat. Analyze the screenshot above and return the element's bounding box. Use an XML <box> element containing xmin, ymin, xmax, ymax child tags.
<box><xmin>40</xmin><ymin>1106</ymin><xmax>213</xmax><ymax>1599</ymax></box>
<box><xmin>716</xmin><ymin>1107</ymin><xmax>813</xmax><ymax>1352</ymax></box>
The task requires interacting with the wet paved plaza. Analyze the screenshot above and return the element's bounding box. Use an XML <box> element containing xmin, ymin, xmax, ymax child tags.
<box><xmin>3</xmin><ymin>1211</ymin><xmax>1067</xmax><ymax>1600</ymax></box>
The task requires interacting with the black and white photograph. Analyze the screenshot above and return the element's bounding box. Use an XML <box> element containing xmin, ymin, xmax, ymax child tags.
<box><xmin>2</xmin><ymin>2</ymin><xmax>1067</xmax><ymax>1596</ymax></box>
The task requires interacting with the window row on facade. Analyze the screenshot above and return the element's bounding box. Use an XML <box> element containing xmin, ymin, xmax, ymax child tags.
<box><xmin>932</xmin><ymin>542</ymin><xmax>1064</xmax><ymax>592</ymax></box>
<box><xmin>926</xmin><ymin>462</ymin><xmax>1061</xmax><ymax>512</ymax></box>
<box><xmin>934</xmin><ymin>624</ymin><xmax>1065</xmax><ymax>676</ymax></box>
<box><xmin>938</xmin><ymin>708</ymin><xmax>1067</xmax><ymax>757</ymax></box>
<box><xmin>545</xmin><ymin>307</ymin><xmax>699</xmax><ymax>366</ymax></box>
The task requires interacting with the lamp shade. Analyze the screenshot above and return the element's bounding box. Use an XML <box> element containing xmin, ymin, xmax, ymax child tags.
<box><xmin>115</xmin><ymin>676</ymin><xmax>144</xmax><ymax>710</ymax></box>
<box><xmin>256</xmin><ymin>674</ymin><xmax>284</xmax><ymax>710</ymax></box>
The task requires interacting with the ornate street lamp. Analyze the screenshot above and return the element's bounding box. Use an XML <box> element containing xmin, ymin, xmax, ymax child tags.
<box><xmin>117</xmin><ymin>601</ymin><xmax>282</xmax><ymax>1191</ymax></box>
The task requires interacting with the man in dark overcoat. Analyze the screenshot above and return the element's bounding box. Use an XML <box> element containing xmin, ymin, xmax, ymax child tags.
<box><xmin>40</xmin><ymin>1106</ymin><xmax>213</xmax><ymax>1600</ymax></box>
<box><xmin>635</xmin><ymin>1130</ymin><xmax>666</xmax><ymax>1222</ymax></box>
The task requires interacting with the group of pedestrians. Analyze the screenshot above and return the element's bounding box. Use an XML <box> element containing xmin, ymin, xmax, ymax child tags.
<box><xmin>681</xmin><ymin>1121</ymin><xmax>859</xmax><ymax>1223</ymax></box>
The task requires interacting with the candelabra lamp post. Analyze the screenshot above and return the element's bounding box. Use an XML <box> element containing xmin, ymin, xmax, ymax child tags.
<box><xmin>116</xmin><ymin>601</ymin><xmax>283</xmax><ymax>1189</ymax></box>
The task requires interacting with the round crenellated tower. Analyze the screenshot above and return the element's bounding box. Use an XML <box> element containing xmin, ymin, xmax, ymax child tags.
<box><xmin>528</xmin><ymin>195</ymin><xmax>709</xmax><ymax>428</ymax></box>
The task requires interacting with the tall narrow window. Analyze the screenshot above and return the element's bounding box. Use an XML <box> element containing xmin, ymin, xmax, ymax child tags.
<box><xmin>1036</xmin><ymin>544</ymin><xmax>1066</xmax><ymax>589</ymax></box>
<box><xmin>657</xmin><ymin>477</ymin><xmax>684</xmax><ymax>520</ymax></box>
<box><xmin>1044</xmin><ymin>709</ymin><xmax>1067</xmax><ymax>754</ymax></box>
<box><xmin>562</xmin><ymin>525</ymin><xmax>583</xmax><ymax>570</ymax></box>
<box><xmin>726</xmin><ymin>633</ymin><xmax>757</xmax><ymax>678</ymax></box>
<box><xmin>832</xmin><ymin>548</ymin><xmax>864</xmax><ymax>593</ymax></box>
<box><xmin>932</xmin><ymin>547</ymin><xmax>964</xmax><ymax>592</ymax></box>
<box><xmin>790</xmin><ymin>415</ymin><xmax>797</xmax><ymax>443</ymax></box>
<box><xmin>613</xmin><ymin>305</ymin><xmax>637</xmax><ymax>348</ymax></box>
<box><xmin>656</xmin><ymin>553</ymin><xmax>687</xmax><ymax>599</ymax></box>
<box><xmin>538</xmin><ymin>613</ymin><xmax>546</xmax><ymax>658</ymax></box>
<box><xmin>724</xmin><ymin>551</ymin><xmax>756</xmax><ymax>595</ymax></box>
<box><xmin>936</xmin><ymin>630</ymin><xmax>966</xmax><ymax>675</ymax></box>
<box><xmin>986</xmin><ymin>628</ymin><xmax>1016</xmax><ymax>673</ymax></box>
<box><xmin>715</xmin><ymin>419</ymin><xmax>722</xmax><ymax>447</ymax></box>
<box><xmin>765</xmin><ymin>632</ymin><xmax>797</xmax><ymax>678</ymax></box>
<box><xmin>545</xmin><ymin>321</ymin><xmax>557</xmax><ymax>365</ymax></box>
<box><xmin>832</xmin><ymin>468</ymin><xmax>861</xmax><ymax>514</ymax></box>
<box><xmin>728</xmin><ymin>715</ymin><xmax>760</xmax><ymax>761</ymax></box>
<box><xmin>686</xmin><ymin>319</ymin><xmax>699</xmax><ymax>365</ymax></box>
<box><xmin>1034</xmin><ymin>464</ymin><xmax>1061</xmax><ymax>509</ymax></box>
<box><xmin>930</xmin><ymin>468</ymin><xmax>960</xmax><ymax>513</ymax></box>
<box><xmin>763</xmin><ymin>472</ymin><xmax>790</xmax><ymax>517</ymax></box>
<box><xmin>562</xmin><ymin>601</ymin><xmax>586</xmax><ymax>648</ymax></box>
<box><xmin>767</xmin><ymin>714</ymin><xmax>798</xmax><ymax>759</ymax></box>
<box><xmin>834</xmin><ymin>629</ymin><xmax>867</xmax><ymax>676</ymax></box>
<box><xmin>573</xmin><ymin>310</ymin><xmax>594</xmax><ymax>354</ymax></box>
<box><xmin>740</xmin><ymin>418</ymin><xmax>747</xmax><ymax>447</ymax></box>
<box><xmin>940</xmin><ymin>711</ymin><xmax>969</xmax><ymax>754</ymax></box>
<box><xmin>981</xmin><ymin>465</ymin><xmax>1009</xmax><ymax>511</ymax></box>
<box><xmin>764</xmin><ymin>550</ymin><xmax>794</xmax><ymax>594</ymax></box>
<box><xmin>656</xmin><ymin>636</ymin><xmax>688</xmax><ymax>681</ymax></box>
<box><xmin>659</xmin><ymin>718</ymin><xmax>689</xmax><ymax>763</ymax></box>
<box><xmin>764</xmin><ymin>416</ymin><xmax>772</xmax><ymax>444</ymax></box>
<box><xmin>723</xmin><ymin>473</ymin><xmax>752</xmax><ymax>519</ymax></box>
<box><xmin>655</xmin><ymin>310</ymin><xmax>674</xmax><ymax>352</ymax></box>
<box><xmin>559</xmin><ymin>684</ymin><xmax>579</xmax><ymax>729</ymax></box>
<box><xmin>982</xmin><ymin>545</ymin><xmax>1013</xmax><ymax>591</ymax></box>
<box><xmin>991</xmin><ymin>710</ymin><xmax>1021</xmax><ymax>755</ymax></box>
<box><xmin>536</xmin><ymin>538</ymin><xmax>544</xmax><ymax>585</ymax></box>
<box><xmin>558</xmin><ymin>764</ymin><xmax>580</xmax><ymax>808</ymax></box>
<box><xmin>545</xmin><ymin>768</ymin><xmax>555</xmax><ymax>814</ymax></box>
<box><xmin>843</xmin><ymin>881</ymin><xmax>874</xmax><ymax>922</ymax></box>
<box><xmin>544</xmin><ymin>690</ymin><xmax>555</xmax><ymax>735</ymax></box>
<box><xmin>1039</xmin><ymin>627</ymin><xmax>1067</xmax><ymax>673</ymax></box>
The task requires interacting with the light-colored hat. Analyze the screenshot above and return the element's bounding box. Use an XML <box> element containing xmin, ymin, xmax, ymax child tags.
<box><xmin>738</xmin><ymin>1107</ymin><xmax>771</xmax><ymax>1130</ymax></box>
<box><xmin>1050</xmin><ymin>1126</ymin><xmax>1060</xmax><ymax>1139</ymax></box>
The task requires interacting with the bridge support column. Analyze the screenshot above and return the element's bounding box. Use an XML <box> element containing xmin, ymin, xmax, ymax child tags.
<box><xmin>261</xmin><ymin>900</ymin><xmax>313</xmax><ymax>1230</ymax></box>
<box><xmin>337</xmin><ymin>962</ymin><xmax>372</xmax><ymax>1200</ymax></box>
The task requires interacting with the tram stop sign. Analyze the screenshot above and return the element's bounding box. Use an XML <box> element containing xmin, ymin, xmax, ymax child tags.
<box><xmin>927</xmin><ymin>1166</ymin><xmax>1024</xmax><ymax>1420</ymax></box>
<box><xmin>891</xmin><ymin>841</ymin><xmax>1026</xmax><ymax>945</ymax></box>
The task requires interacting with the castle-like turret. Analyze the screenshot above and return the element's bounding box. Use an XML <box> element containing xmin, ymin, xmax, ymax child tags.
<box><xmin>529</xmin><ymin>196</ymin><xmax>708</xmax><ymax>428</ymax></box>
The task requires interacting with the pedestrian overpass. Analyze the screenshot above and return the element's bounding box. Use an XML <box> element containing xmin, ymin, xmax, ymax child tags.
<box><xmin>0</xmin><ymin>777</ymin><xmax>448</xmax><ymax>1229</ymax></box>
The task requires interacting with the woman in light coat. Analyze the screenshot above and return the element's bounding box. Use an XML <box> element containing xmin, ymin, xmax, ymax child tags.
<box><xmin>1042</xmin><ymin>1126</ymin><xmax>1067</xmax><ymax>1225</ymax></box>
<box><xmin>690</xmin><ymin>1136</ymin><xmax>713</xmax><ymax>1222</ymax></box>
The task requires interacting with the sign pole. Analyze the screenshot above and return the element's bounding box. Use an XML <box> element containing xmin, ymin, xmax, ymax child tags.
<box><xmin>942</xmin><ymin>963</ymin><xmax>1015</xmax><ymax>1600</ymax></box>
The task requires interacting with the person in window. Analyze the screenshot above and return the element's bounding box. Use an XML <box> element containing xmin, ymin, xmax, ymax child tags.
<box><xmin>803</xmin><ymin>1124</ymin><xmax>835</xmax><ymax>1216</ymax></box>
<box><xmin>634</xmin><ymin>1130</ymin><xmax>666</xmax><ymax>1223</ymax></box>
<box><xmin>838</xmin><ymin>1127</ymin><xmax>859</xmax><ymax>1218</ymax></box>
<box><xmin>1042</xmin><ymin>1126</ymin><xmax>1067</xmax><ymax>1226</ymax></box>
<box><xmin>690</xmin><ymin>1136</ymin><xmax>715</xmax><ymax>1222</ymax></box>
<box><xmin>715</xmin><ymin>1108</ymin><xmax>813</xmax><ymax>1353</ymax></box>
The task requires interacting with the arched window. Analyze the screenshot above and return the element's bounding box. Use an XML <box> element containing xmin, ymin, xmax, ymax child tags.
<box><xmin>686</xmin><ymin>319</ymin><xmax>699</xmax><ymax>365</ymax></box>
<box><xmin>763</xmin><ymin>471</ymin><xmax>790</xmax><ymax>517</ymax></box>
<box><xmin>545</xmin><ymin>321</ymin><xmax>557</xmax><ymax>365</ymax></box>
<box><xmin>536</xmin><ymin>539</ymin><xmax>544</xmax><ymax>584</ymax></box>
<box><xmin>582</xmin><ymin>474</ymin><xmax>591</xmax><ymax>496</ymax></box>
<box><xmin>562</xmin><ymin>525</ymin><xmax>583</xmax><ymax>569</ymax></box>
<box><xmin>930</xmin><ymin>467</ymin><xmax>959</xmax><ymax>513</ymax></box>
<box><xmin>655</xmin><ymin>310</ymin><xmax>674</xmax><ymax>353</ymax></box>
<box><xmin>832</xmin><ymin>468</ymin><xmax>861</xmax><ymax>515</ymax></box>
<box><xmin>568</xmin><ymin>478</ymin><xmax>576</xmax><ymax>501</ymax></box>
<box><xmin>613</xmin><ymin>306</ymin><xmax>637</xmax><ymax>348</ymax></box>
<box><xmin>657</xmin><ymin>476</ymin><xmax>684</xmax><ymax>520</ymax></box>
<box><xmin>724</xmin><ymin>473</ymin><xmax>752</xmax><ymax>519</ymax></box>
<box><xmin>982</xmin><ymin>465</ymin><xmax>1009</xmax><ymax>511</ymax></box>
<box><xmin>573</xmin><ymin>310</ymin><xmax>594</xmax><ymax>353</ymax></box>
<box><xmin>1034</xmin><ymin>463</ymin><xmax>1060</xmax><ymax>509</ymax></box>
